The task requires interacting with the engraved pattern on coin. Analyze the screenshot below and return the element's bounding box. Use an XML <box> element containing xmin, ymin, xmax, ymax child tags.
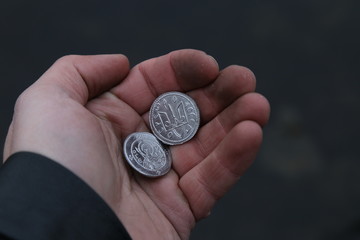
<box><xmin>150</xmin><ymin>92</ymin><xmax>200</xmax><ymax>145</ymax></box>
<box><xmin>123</xmin><ymin>132</ymin><xmax>172</xmax><ymax>177</ymax></box>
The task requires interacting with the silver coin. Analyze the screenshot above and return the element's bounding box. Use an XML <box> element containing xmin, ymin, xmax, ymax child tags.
<box><xmin>123</xmin><ymin>132</ymin><xmax>172</xmax><ymax>177</ymax></box>
<box><xmin>149</xmin><ymin>91</ymin><xmax>200</xmax><ymax>145</ymax></box>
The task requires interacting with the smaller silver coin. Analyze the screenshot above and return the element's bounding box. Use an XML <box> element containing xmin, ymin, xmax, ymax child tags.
<box><xmin>123</xmin><ymin>132</ymin><xmax>172</xmax><ymax>177</ymax></box>
<box><xmin>150</xmin><ymin>91</ymin><xmax>200</xmax><ymax>145</ymax></box>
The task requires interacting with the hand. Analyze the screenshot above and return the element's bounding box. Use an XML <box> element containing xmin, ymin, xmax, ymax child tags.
<box><xmin>3</xmin><ymin>49</ymin><xmax>270</xmax><ymax>239</ymax></box>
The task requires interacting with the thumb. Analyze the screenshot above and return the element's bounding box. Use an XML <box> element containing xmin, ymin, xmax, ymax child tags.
<box><xmin>35</xmin><ymin>54</ymin><xmax>130</xmax><ymax>104</ymax></box>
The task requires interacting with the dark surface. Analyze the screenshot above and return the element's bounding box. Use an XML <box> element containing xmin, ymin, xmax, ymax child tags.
<box><xmin>1</xmin><ymin>0</ymin><xmax>359</xmax><ymax>239</ymax></box>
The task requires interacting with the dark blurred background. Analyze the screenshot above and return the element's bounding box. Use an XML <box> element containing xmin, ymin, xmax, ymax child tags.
<box><xmin>1</xmin><ymin>0</ymin><xmax>360</xmax><ymax>239</ymax></box>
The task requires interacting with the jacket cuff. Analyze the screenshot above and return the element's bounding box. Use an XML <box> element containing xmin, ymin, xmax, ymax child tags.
<box><xmin>0</xmin><ymin>152</ymin><xmax>131</xmax><ymax>240</ymax></box>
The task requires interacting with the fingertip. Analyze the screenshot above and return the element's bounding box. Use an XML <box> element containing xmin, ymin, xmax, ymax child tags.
<box><xmin>237</xmin><ymin>93</ymin><xmax>271</xmax><ymax>127</ymax></box>
<box><xmin>169</xmin><ymin>49</ymin><xmax>219</xmax><ymax>90</ymax></box>
<box><xmin>234</xmin><ymin>120</ymin><xmax>263</xmax><ymax>147</ymax></box>
<box><xmin>85</xmin><ymin>53</ymin><xmax>131</xmax><ymax>74</ymax></box>
<box><xmin>110</xmin><ymin>54</ymin><xmax>130</xmax><ymax>70</ymax></box>
<box><xmin>220</xmin><ymin>65</ymin><xmax>257</xmax><ymax>92</ymax></box>
<box><xmin>239</xmin><ymin>66</ymin><xmax>257</xmax><ymax>87</ymax></box>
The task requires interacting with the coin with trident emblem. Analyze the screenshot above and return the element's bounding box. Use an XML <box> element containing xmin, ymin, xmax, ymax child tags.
<box><xmin>149</xmin><ymin>92</ymin><xmax>200</xmax><ymax>145</ymax></box>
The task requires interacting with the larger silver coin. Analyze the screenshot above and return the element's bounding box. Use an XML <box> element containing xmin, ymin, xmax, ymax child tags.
<box><xmin>150</xmin><ymin>91</ymin><xmax>200</xmax><ymax>145</ymax></box>
<box><xmin>123</xmin><ymin>132</ymin><xmax>172</xmax><ymax>177</ymax></box>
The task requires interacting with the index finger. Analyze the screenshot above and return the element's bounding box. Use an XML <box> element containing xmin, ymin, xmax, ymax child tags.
<box><xmin>110</xmin><ymin>49</ymin><xmax>219</xmax><ymax>115</ymax></box>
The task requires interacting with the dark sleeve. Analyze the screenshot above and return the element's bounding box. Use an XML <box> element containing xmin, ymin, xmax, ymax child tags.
<box><xmin>0</xmin><ymin>152</ymin><xmax>131</xmax><ymax>240</ymax></box>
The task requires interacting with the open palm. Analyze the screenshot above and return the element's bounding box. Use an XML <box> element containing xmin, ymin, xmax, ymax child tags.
<box><xmin>4</xmin><ymin>49</ymin><xmax>270</xmax><ymax>239</ymax></box>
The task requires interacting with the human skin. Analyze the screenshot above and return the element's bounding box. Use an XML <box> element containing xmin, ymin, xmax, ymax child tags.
<box><xmin>3</xmin><ymin>49</ymin><xmax>270</xmax><ymax>239</ymax></box>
